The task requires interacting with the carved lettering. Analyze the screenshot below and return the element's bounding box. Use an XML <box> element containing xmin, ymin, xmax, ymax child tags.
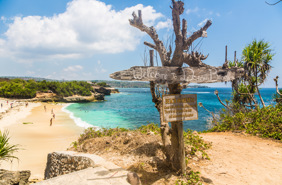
<box><xmin>110</xmin><ymin>66</ymin><xmax>244</xmax><ymax>84</ymax></box>
<box><xmin>162</xmin><ymin>94</ymin><xmax>198</xmax><ymax>122</ymax></box>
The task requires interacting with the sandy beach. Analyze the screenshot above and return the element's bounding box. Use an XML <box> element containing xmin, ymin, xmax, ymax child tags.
<box><xmin>0</xmin><ymin>100</ymin><xmax>83</xmax><ymax>179</ymax></box>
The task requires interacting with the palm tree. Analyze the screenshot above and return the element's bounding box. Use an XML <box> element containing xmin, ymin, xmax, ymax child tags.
<box><xmin>0</xmin><ymin>130</ymin><xmax>19</xmax><ymax>163</ymax></box>
<box><xmin>242</xmin><ymin>39</ymin><xmax>274</xmax><ymax>107</ymax></box>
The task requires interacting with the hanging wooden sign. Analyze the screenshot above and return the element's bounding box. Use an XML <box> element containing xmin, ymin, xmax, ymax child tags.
<box><xmin>110</xmin><ymin>66</ymin><xmax>244</xmax><ymax>84</ymax></box>
<box><xmin>162</xmin><ymin>94</ymin><xmax>198</xmax><ymax>122</ymax></box>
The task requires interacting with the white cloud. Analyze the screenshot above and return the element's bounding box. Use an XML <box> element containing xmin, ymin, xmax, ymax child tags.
<box><xmin>63</xmin><ymin>65</ymin><xmax>83</xmax><ymax>72</ymax></box>
<box><xmin>95</xmin><ymin>60</ymin><xmax>106</xmax><ymax>73</ymax></box>
<box><xmin>216</xmin><ymin>13</ymin><xmax>221</xmax><ymax>17</ymax></box>
<box><xmin>26</xmin><ymin>70</ymin><xmax>35</xmax><ymax>75</ymax></box>
<box><xmin>186</xmin><ymin>7</ymin><xmax>199</xmax><ymax>15</ymax></box>
<box><xmin>155</xmin><ymin>19</ymin><xmax>172</xmax><ymax>30</ymax></box>
<box><xmin>197</xmin><ymin>18</ymin><xmax>209</xmax><ymax>27</ymax></box>
<box><xmin>0</xmin><ymin>0</ymin><xmax>165</xmax><ymax>62</ymax></box>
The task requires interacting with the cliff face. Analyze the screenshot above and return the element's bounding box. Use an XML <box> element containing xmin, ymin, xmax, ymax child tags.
<box><xmin>91</xmin><ymin>86</ymin><xmax>111</xmax><ymax>95</ymax></box>
<box><xmin>31</xmin><ymin>92</ymin><xmax>104</xmax><ymax>102</ymax></box>
<box><xmin>6</xmin><ymin>86</ymin><xmax>119</xmax><ymax>103</ymax></box>
<box><xmin>91</xmin><ymin>86</ymin><xmax>119</xmax><ymax>95</ymax></box>
<box><xmin>105</xmin><ymin>87</ymin><xmax>119</xmax><ymax>94</ymax></box>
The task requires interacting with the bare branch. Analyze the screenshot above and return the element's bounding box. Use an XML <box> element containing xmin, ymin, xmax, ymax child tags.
<box><xmin>171</xmin><ymin>0</ymin><xmax>184</xmax><ymax>39</ymax></box>
<box><xmin>214</xmin><ymin>90</ymin><xmax>230</xmax><ymax>109</ymax></box>
<box><xmin>184</xmin><ymin>20</ymin><xmax>212</xmax><ymax>50</ymax></box>
<box><xmin>170</xmin><ymin>0</ymin><xmax>185</xmax><ymax>67</ymax></box>
<box><xmin>198</xmin><ymin>102</ymin><xmax>216</xmax><ymax>120</ymax></box>
<box><xmin>150</xmin><ymin>81</ymin><xmax>161</xmax><ymax>107</ymax></box>
<box><xmin>274</xmin><ymin>76</ymin><xmax>282</xmax><ymax>95</ymax></box>
<box><xmin>144</xmin><ymin>42</ymin><xmax>157</xmax><ymax>50</ymax></box>
<box><xmin>183</xmin><ymin>52</ymin><xmax>210</xmax><ymax>67</ymax></box>
<box><xmin>129</xmin><ymin>10</ymin><xmax>169</xmax><ymax>66</ymax></box>
<box><xmin>200</xmin><ymin>53</ymin><xmax>209</xmax><ymax>60</ymax></box>
<box><xmin>266</xmin><ymin>0</ymin><xmax>282</xmax><ymax>5</ymax></box>
<box><xmin>167</xmin><ymin>45</ymin><xmax>172</xmax><ymax>59</ymax></box>
<box><xmin>182</xmin><ymin>19</ymin><xmax>187</xmax><ymax>42</ymax></box>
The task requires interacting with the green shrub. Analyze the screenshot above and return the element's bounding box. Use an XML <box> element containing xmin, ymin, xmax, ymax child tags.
<box><xmin>176</xmin><ymin>171</ymin><xmax>202</xmax><ymax>185</ymax></box>
<box><xmin>210</xmin><ymin>105</ymin><xmax>282</xmax><ymax>140</ymax></box>
<box><xmin>137</xmin><ymin>123</ymin><xmax>160</xmax><ymax>135</ymax></box>
<box><xmin>77</xmin><ymin>127</ymin><xmax>129</xmax><ymax>144</ymax></box>
<box><xmin>184</xmin><ymin>130</ymin><xmax>211</xmax><ymax>159</ymax></box>
<box><xmin>0</xmin><ymin>131</ymin><xmax>20</xmax><ymax>163</ymax></box>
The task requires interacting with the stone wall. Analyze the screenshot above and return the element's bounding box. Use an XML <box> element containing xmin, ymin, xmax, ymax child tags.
<box><xmin>0</xmin><ymin>169</ymin><xmax>30</xmax><ymax>185</ymax></box>
<box><xmin>44</xmin><ymin>152</ymin><xmax>95</xmax><ymax>179</ymax></box>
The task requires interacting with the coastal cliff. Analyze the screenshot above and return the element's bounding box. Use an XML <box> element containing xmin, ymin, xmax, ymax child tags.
<box><xmin>31</xmin><ymin>92</ymin><xmax>104</xmax><ymax>102</ymax></box>
<box><xmin>0</xmin><ymin>78</ymin><xmax>119</xmax><ymax>103</ymax></box>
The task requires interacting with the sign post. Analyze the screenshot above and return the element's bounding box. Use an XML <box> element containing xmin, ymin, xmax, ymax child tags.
<box><xmin>162</xmin><ymin>94</ymin><xmax>198</xmax><ymax>122</ymax></box>
<box><xmin>110</xmin><ymin>0</ymin><xmax>245</xmax><ymax>175</ymax></box>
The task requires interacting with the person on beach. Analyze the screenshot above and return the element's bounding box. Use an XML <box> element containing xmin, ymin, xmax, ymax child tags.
<box><xmin>50</xmin><ymin>118</ymin><xmax>53</xmax><ymax>126</ymax></box>
<box><xmin>51</xmin><ymin>108</ymin><xmax>53</xmax><ymax>114</ymax></box>
<box><xmin>53</xmin><ymin>113</ymin><xmax>55</xmax><ymax>119</ymax></box>
<box><xmin>1</xmin><ymin>103</ymin><xmax>2</xmax><ymax>108</ymax></box>
<box><xmin>44</xmin><ymin>105</ymin><xmax>46</xmax><ymax>112</ymax></box>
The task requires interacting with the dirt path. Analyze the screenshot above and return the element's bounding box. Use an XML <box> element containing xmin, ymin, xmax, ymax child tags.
<box><xmin>199</xmin><ymin>132</ymin><xmax>282</xmax><ymax>185</ymax></box>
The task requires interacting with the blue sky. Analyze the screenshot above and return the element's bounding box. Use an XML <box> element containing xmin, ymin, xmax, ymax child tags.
<box><xmin>0</xmin><ymin>0</ymin><xmax>281</xmax><ymax>87</ymax></box>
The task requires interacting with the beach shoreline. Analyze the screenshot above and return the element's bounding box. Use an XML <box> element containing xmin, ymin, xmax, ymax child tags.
<box><xmin>0</xmin><ymin>100</ymin><xmax>84</xmax><ymax>179</ymax></box>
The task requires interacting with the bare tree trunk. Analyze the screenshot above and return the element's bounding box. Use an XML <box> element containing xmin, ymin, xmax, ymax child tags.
<box><xmin>256</xmin><ymin>66</ymin><xmax>265</xmax><ymax>107</ymax></box>
<box><xmin>168</xmin><ymin>83</ymin><xmax>185</xmax><ymax>174</ymax></box>
<box><xmin>256</xmin><ymin>86</ymin><xmax>265</xmax><ymax>107</ymax></box>
<box><xmin>159</xmin><ymin>104</ymin><xmax>172</xmax><ymax>162</ymax></box>
<box><xmin>149</xmin><ymin>50</ymin><xmax>172</xmax><ymax>163</ymax></box>
<box><xmin>128</xmin><ymin>1</ymin><xmax>212</xmax><ymax>174</ymax></box>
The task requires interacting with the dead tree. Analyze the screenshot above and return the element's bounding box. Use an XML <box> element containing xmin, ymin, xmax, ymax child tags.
<box><xmin>266</xmin><ymin>0</ymin><xmax>282</xmax><ymax>5</ymax></box>
<box><xmin>129</xmin><ymin>0</ymin><xmax>212</xmax><ymax>173</ymax></box>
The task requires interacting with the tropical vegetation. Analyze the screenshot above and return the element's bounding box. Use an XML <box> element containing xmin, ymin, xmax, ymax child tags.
<box><xmin>209</xmin><ymin>39</ymin><xmax>282</xmax><ymax>140</ymax></box>
<box><xmin>0</xmin><ymin>130</ymin><xmax>20</xmax><ymax>163</ymax></box>
<box><xmin>0</xmin><ymin>79</ymin><xmax>93</xmax><ymax>99</ymax></box>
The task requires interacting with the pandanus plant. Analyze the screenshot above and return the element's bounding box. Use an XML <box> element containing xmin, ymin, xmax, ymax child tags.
<box><xmin>0</xmin><ymin>130</ymin><xmax>19</xmax><ymax>163</ymax></box>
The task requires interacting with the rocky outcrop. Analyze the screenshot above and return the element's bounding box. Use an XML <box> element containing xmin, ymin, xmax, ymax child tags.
<box><xmin>31</xmin><ymin>93</ymin><xmax>104</xmax><ymax>102</ymax></box>
<box><xmin>92</xmin><ymin>86</ymin><xmax>111</xmax><ymax>95</ymax></box>
<box><xmin>105</xmin><ymin>87</ymin><xmax>119</xmax><ymax>94</ymax></box>
<box><xmin>92</xmin><ymin>86</ymin><xmax>119</xmax><ymax>95</ymax></box>
<box><xmin>0</xmin><ymin>169</ymin><xmax>30</xmax><ymax>185</ymax></box>
<box><xmin>62</xmin><ymin>94</ymin><xmax>96</xmax><ymax>102</ymax></box>
<box><xmin>44</xmin><ymin>152</ymin><xmax>95</xmax><ymax>179</ymax></box>
<box><xmin>32</xmin><ymin>92</ymin><xmax>58</xmax><ymax>102</ymax></box>
<box><xmin>93</xmin><ymin>92</ymin><xmax>104</xmax><ymax>101</ymax></box>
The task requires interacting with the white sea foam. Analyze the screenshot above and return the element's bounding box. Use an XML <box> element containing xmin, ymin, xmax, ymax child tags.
<box><xmin>185</xmin><ymin>91</ymin><xmax>211</xmax><ymax>94</ymax></box>
<box><xmin>62</xmin><ymin>104</ymin><xmax>98</xmax><ymax>129</ymax></box>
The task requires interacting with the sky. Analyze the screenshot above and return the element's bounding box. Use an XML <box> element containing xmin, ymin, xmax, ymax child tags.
<box><xmin>0</xmin><ymin>0</ymin><xmax>281</xmax><ymax>87</ymax></box>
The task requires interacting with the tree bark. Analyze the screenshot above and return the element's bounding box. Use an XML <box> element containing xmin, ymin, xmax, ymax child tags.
<box><xmin>255</xmin><ymin>66</ymin><xmax>265</xmax><ymax>107</ymax></box>
<box><xmin>168</xmin><ymin>83</ymin><xmax>185</xmax><ymax>174</ymax></box>
<box><xmin>128</xmin><ymin>1</ymin><xmax>213</xmax><ymax>174</ymax></box>
<box><xmin>149</xmin><ymin>50</ymin><xmax>172</xmax><ymax>164</ymax></box>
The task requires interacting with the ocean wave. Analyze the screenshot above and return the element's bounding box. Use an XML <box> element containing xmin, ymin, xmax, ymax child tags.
<box><xmin>62</xmin><ymin>104</ymin><xmax>98</xmax><ymax>129</ymax></box>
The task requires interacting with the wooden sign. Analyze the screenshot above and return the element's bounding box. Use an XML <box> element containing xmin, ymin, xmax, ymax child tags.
<box><xmin>162</xmin><ymin>94</ymin><xmax>198</xmax><ymax>122</ymax></box>
<box><xmin>110</xmin><ymin>66</ymin><xmax>244</xmax><ymax>84</ymax></box>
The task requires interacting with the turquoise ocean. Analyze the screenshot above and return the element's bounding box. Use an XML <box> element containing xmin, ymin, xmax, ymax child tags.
<box><xmin>62</xmin><ymin>88</ymin><xmax>277</xmax><ymax>132</ymax></box>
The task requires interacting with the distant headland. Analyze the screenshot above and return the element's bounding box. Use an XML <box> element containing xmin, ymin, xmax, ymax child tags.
<box><xmin>0</xmin><ymin>77</ymin><xmax>119</xmax><ymax>102</ymax></box>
